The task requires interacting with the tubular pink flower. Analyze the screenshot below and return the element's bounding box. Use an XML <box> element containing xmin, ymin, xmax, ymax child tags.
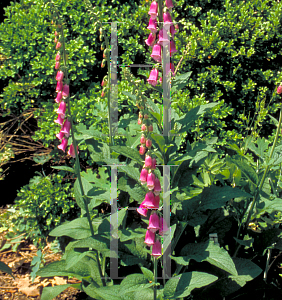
<box><xmin>170</xmin><ymin>24</ymin><xmax>176</xmax><ymax>36</ymax></box>
<box><xmin>58</xmin><ymin>137</ymin><xmax>68</xmax><ymax>152</ymax></box>
<box><xmin>163</xmin><ymin>12</ymin><xmax>173</xmax><ymax>30</ymax></box>
<box><xmin>55</xmin><ymin>61</ymin><xmax>60</xmax><ymax>69</ymax></box>
<box><xmin>68</xmin><ymin>143</ymin><xmax>79</xmax><ymax>158</ymax></box>
<box><xmin>56</xmin><ymin>70</ymin><xmax>64</xmax><ymax>81</ymax></box>
<box><xmin>54</xmin><ymin>114</ymin><xmax>64</xmax><ymax>126</ymax></box>
<box><xmin>277</xmin><ymin>85</ymin><xmax>282</xmax><ymax>94</ymax></box>
<box><xmin>151</xmin><ymin>44</ymin><xmax>162</xmax><ymax>63</ymax></box>
<box><xmin>158</xmin><ymin>29</ymin><xmax>169</xmax><ymax>46</ymax></box>
<box><xmin>139</xmin><ymin>145</ymin><xmax>146</xmax><ymax>155</ymax></box>
<box><xmin>165</xmin><ymin>0</ymin><xmax>174</xmax><ymax>9</ymax></box>
<box><xmin>145</xmin><ymin>155</ymin><xmax>152</xmax><ymax>168</ymax></box>
<box><xmin>137</xmin><ymin>204</ymin><xmax>148</xmax><ymax>217</ymax></box>
<box><xmin>55</xmin><ymin>52</ymin><xmax>61</xmax><ymax>61</ymax></box>
<box><xmin>151</xmin><ymin>158</ymin><xmax>157</xmax><ymax>170</ymax></box>
<box><xmin>144</xmin><ymin>230</ymin><xmax>155</xmax><ymax>246</ymax></box>
<box><xmin>61</xmin><ymin>119</ymin><xmax>71</xmax><ymax>137</ymax></box>
<box><xmin>57</xmin><ymin>101</ymin><xmax>66</xmax><ymax>119</ymax></box>
<box><xmin>56</xmin><ymin>81</ymin><xmax>63</xmax><ymax>92</ymax></box>
<box><xmin>142</xmin><ymin>191</ymin><xmax>155</xmax><ymax>208</ymax></box>
<box><xmin>159</xmin><ymin>217</ymin><xmax>169</xmax><ymax>236</ymax></box>
<box><xmin>56</xmin><ymin>130</ymin><xmax>65</xmax><ymax>140</ymax></box>
<box><xmin>147</xmin><ymin>18</ymin><xmax>158</xmax><ymax>33</ymax></box>
<box><xmin>151</xmin><ymin>239</ymin><xmax>162</xmax><ymax>257</ymax></box>
<box><xmin>56</xmin><ymin>42</ymin><xmax>62</xmax><ymax>50</ymax></box>
<box><xmin>145</xmin><ymin>33</ymin><xmax>156</xmax><ymax>46</ymax></box>
<box><xmin>154</xmin><ymin>177</ymin><xmax>162</xmax><ymax>195</ymax></box>
<box><xmin>55</xmin><ymin>91</ymin><xmax>62</xmax><ymax>103</ymax></box>
<box><xmin>140</xmin><ymin>135</ymin><xmax>146</xmax><ymax>145</ymax></box>
<box><xmin>170</xmin><ymin>39</ymin><xmax>177</xmax><ymax>56</ymax></box>
<box><xmin>147</xmin><ymin>69</ymin><xmax>159</xmax><ymax>86</ymax></box>
<box><xmin>140</xmin><ymin>168</ymin><xmax>148</xmax><ymax>185</ymax></box>
<box><xmin>147</xmin><ymin>172</ymin><xmax>155</xmax><ymax>190</ymax></box>
<box><xmin>146</xmin><ymin>139</ymin><xmax>152</xmax><ymax>148</ymax></box>
<box><xmin>148</xmin><ymin>1</ymin><xmax>158</xmax><ymax>20</ymax></box>
<box><xmin>153</xmin><ymin>195</ymin><xmax>160</xmax><ymax>208</ymax></box>
<box><xmin>165</xmin><ymin>63</ymin><xmax>175</xmax><ymax>77</ymax></box>
<box><xmin>62</xmin><ymin>84</ymin><xmax>69</xmax><ymax>99</ymax></box>
<box><xmin>148</xmin><ymin>212</ymin><xmax>160</xmax><ymax>233</ymax></box>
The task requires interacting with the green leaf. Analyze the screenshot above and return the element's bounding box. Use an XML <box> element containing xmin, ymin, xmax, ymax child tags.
<box><xmin>41</xmin><ymin>284</ymin><xmax>78</xmax><ymax>300</ymax></box>
<box><xmin>120</xmin><ymin>228</ymin><xmax>147</xmax><ymax>242</ymax></box>
<box><xmin>248</xmin><ymin>138</ymin><xmax>269</xmax><ymax>158</ymax></box>
<box><xmin>150</xmin><ymin>133</ymin><xmax>166</xmax><ymax>153</ymax></box>
<box><xmin>178</xmin><ymin>240</ymin><xmax>238</xmax><ymax>276</ymax></box>
<box><xmin>110</xmin><ymin>146</ymin><xmax>143</xmax><ymax>165</ymax></box>
<box><xmin>164</xmin><ymin>271</ymin><xmax>218</xmax><ymax>299</ymax></box>
<box><xmin>74</xmin><ymin>177</ymin><xmax>93</xmax><ymax>210</ymax></box>
<box><xmin>230</xmin><ymin>156</ymin><xmax>259</xmax><ymax>186</ymax></box>
<box><xmin>199</xmin><ymin>185</ymin><xmax>252</xmax><ymax>211</ymax></box>
<box><xmin>171</xmin><ymin>71</ymin><xmax>192</xmax><ymax>94</ymax></box>
<box><xmin>51</xmin><ymin>166</ymin><xmax>75</xmax><ymax>173</ymax></box>
<box><xmin>0</xmin><ymin>261</ymin><xmax>14</xmax><ymax>278</ymax></box>
<box><xmin>140</xmin><ymin>267</ymin><xmax>154</xmax><ymax>282</ymax></box>
<box><xmin>118</xmin><ymin>177</ymin><xmax>145</xmax><ymax>203</ymax></box>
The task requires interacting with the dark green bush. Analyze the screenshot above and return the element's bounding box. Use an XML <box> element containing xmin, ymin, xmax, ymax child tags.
<box><xmin>10</xmin><ymin>173</ymin><xmax>79</xmax><ymax>246</ymax></box>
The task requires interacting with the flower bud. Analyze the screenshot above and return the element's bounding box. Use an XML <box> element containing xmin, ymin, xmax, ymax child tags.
<box><xmin>141</xmin><ymin>124</ymin><xmax>147</xmax><ymax>131</ymax></box>
<box><xmin>140</xmin><ymin>135</ymin><xmax>146</xmax><ymax>144</ymax></box>
<box><xmin>56</xmin><ymin>42</ymin><xmax>62</xmax><ymax>49</ymax></box>
<box><xmin>145</xmin><ymin>155</ymin><xmax>152</xmax><ymax>168</ymax></box>
<box><xmin>146</xmin><ymin>139</ymin><xmax>152</xmax><ymax>148</ymax></box>
<box><xmin>138</xmin><ymin>118</ymin><xmax>142</xmax><ymax>125</ymax></box>
<box><xmin>277</xmin><ymin>85</ymin><xmax>282</xmax><ymax>94</ymax></box>
<box><xmin>148</xmin><ymin>124</ymin><xmax>153</xmax><ymax>132</ymax></box>
<box><xmin>55</xmin><ymin>61</ymin><xmax>60</xmax><ymax>69</ymax></box>
<box><xmin>144</xmin><ymin>114</ymin><xmax>148</xmax><ymax>119</ymax></box>
<box><xmin>55</xmin><ymin>52</ymin><xmax>61</xmax><ymax>61</ymax></box>
<box><xmin>56</xmin><ymin>70</ymin><xmax>64</xmax><ymax>81</ymax></box>
<box><xmin>139</xmin><ymin>145</ymin><xmax>146</xmax><ymax>155</ymax></box>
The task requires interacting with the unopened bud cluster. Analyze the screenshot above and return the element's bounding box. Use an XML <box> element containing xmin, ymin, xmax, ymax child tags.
<box><xmin>52</xmin><ymin>22</ymin><xmax>78</xmax><ymax>158</ymax></box>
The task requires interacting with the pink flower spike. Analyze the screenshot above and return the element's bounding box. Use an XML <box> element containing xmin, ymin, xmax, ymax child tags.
<box><xmin>158</xmin><ymin>29</ymin><xmax>170</xmax><ymax>46</ymax></box>
<box><xmin>151</xmin><ymin>44</ymin><xmax>162</xmax><ymax>63</ymax></box>
<box><xmin>147</xmin><ymin>18</ymin><xmax>158</xmax><ymax>33</ymax></box>
<box><xmin>148</xmin><ymin>212</ymin><xmax>160</xmax><ymax>233</ymax></box>
<box><xmin>159</xmin><ymin>217</ymin><xmax>169</xmax><ymax>236</ymax></box>
<box><xmin>142</xmin><ymin>191</ymin><xmax>155</xmax><ymax>208</ymax></box>
<box><xmin>170</xmin><ymin>39</ymin><xmax>177</xmax><ymax>56</ymax></box>
<box><xmin>56</xmin><ymin>81</ymin><xmax>63</xmax><ymax>92</ymax></box>
<box><xmin>277</xmin><ymin>85</ymin><xmax>282</xmax><ymax>94</ymax></box>
<box><xmin>148</xmin><ymin>1</ymin><xmax>158</xmax><ymax>20</ymax></box>
<box><xmin>163</xmin><ymin>12</ymin><xmax>173</xmax><ymax>30</ymax></box>
<box><xmin>56</xmin><ymin>70</ymin><xmax>64</xmax><ymax>81</ymax></box>
<box><xmin>151</xmin><ymin>239</ymin><xmax>162</xmax><ymax>257</ymax></box>
<box><xmin>68</xmin><ymin>143</ymin><xmax>79</xmax><ymax>158</ymax></box>
<box><xmin>147</xmin><ymin>172</ymin><xmax>156</xmax><ymax>190</ymax></box>
<box><xmin>56</xmin><ymin>130</ymin><xmax>65</xmax><ymax>140</ymax></box>
<box><xmin>55</xmin><ymin>52</ymin><xmax>61</xmax><ymax>61</ymax></box>
<box><xmin>145</xmin><ymin>33</ymin><xmax>156</xmax><ymax>47</ymax></box>
<box><xmin>137</xmin><ymin>204</ymin><xmax>148</xmax><ymax>217</ymax></box>
<box><xmin>144</xmin><ymin>230</ymin><xmax>155</xmax><ymax>246</ymax></box>
<box><xmin>61</xmin><ymin>119</ymin><xmax>71</xmax><ymax>137</ymax></box>
<box><xmin>147</xmin><ymin>69</ymin><xmax>159</xmax><ymax>86</ymax></box>
<box><xmin>140</xmin><ymin>168</ymin><xmax>148</xmax><ymax>185</ymax></box>
<box><xmin>62</xmin><ymin>84</ymin><xmax>69</xmax><ymax>99</ymax></box>
<box><xmin>154</xmin><ymin>177</ymin><xmax>162</xmax><ymax>195</ymax></box>
<box><xmin>139</xmin><ymin>145</ymin><xmax>146</xmax><ymax>155</ymax></box>
<box><xmin>57</xmin><ymin>101</ymin><xmax>67</xmax><ymax>119</ymax></box>
<box><xmin>166</xmin><ymin>0</ymin><xmax>174</xmax><ymax>9</ymax></box>
<box><xmin>56</xmin><ymin>42</ymin><xmax>62</xmax><ymax>50</ymax></box>
<box><xmin>55</xmin><ymin>91</ymin><xmax>62</xmax><ymax>103</ymax></box>
<box><xmin>151</xmin><ymin>158</ymin><xmax>157</xmax><ymax>170</ymax></box>
<box><xmin>58</xmin><ymin>137</ymin><xmax>68</xmax><ymax>152</ymax></box>
<box><xmin>55</xmin><ymin>61</ymin><xmax>60</xmax><ymax>69</ymax></box>
<box><xmin>54</xmin><ymin>114</ymin><xmax>64</xmax><ymax>126</ymax></box>
<box><xmin>145</xmin><ymin>155</ymin><xmax>152</xmax><ymax>168</ymax></box>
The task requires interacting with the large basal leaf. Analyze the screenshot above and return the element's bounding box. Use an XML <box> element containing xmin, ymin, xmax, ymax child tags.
<box><xmin>163</xmin><ymin>271</ymin><xmax>218</xmax><ymax>299</ymax></box>
<box><xmin>230</xmin><ymin>156</ymin><xmax>259</xmax><ymax>186</ymax></box>
<box><xmin>177</xmin><ymin>102</ymin><xmax>219</xmax><ymax>134</ymax></box>
<box><xmin>41</xmin><ymin>284</ymin><xmax>79</xmax><ymax>300</ymax></box>
<box><xmin>199</xmin><ymin>185</ymin><xmax>252</xmax><ymax>211</ymax></box>
<box><xmin>178</xmin><ymin>240</ymin><xmax>238</xmax><ymax>276</ymax></box>
<box><xmin>82</xmin><ymin>282</ymin><xmax>116</xmax><ymax>300</ymax></box>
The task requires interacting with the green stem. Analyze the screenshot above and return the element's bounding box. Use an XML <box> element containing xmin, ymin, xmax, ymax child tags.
<box><xmin>234</xmin><ymin>107</ymin><xmax>282</xmax><ymax>257</ymax></box>
<box><xmin>154</xmin><ymin>257</ymin><xmax>157</xmax><ymax>300</ymax></box>
<box><xmin>57</xmin><ymin>17</ymin><xmax>106</xmax><ymax>287</ymax></box>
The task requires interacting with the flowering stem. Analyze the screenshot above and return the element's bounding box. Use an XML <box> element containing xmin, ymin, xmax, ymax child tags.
<box><xmin>233</xmin><ymin>107</ymin><xmax>282</xmax><ymax>257</ymax></box>
<box><xmin>154</xmin><ymin>257</ymin><xmax>157</xmax><ymax>300</ymax></box>
<box><xmin>56</xmin><ymin>17</ymin><xmax>106</xmax><ymax>287</ymax></box>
